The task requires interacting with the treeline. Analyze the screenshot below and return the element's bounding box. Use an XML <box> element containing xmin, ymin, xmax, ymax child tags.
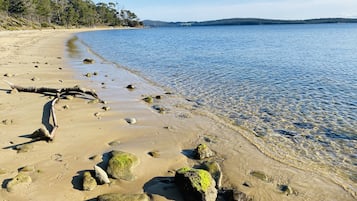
<box><xmin>143</xmin><ymin>18</ymin><xmax>357</xmax><ymax>27</ymax></box>
<box><xmin>0</xmin><ymin>0</ymin><xmax>142</xmax><ymax>28</ymax></box>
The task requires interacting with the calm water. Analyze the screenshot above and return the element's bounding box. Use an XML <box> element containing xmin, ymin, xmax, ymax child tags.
<box><xmin>76</xmin><ymin>24</ymin><xmax>357</xmax><ymax>181</ymax></box>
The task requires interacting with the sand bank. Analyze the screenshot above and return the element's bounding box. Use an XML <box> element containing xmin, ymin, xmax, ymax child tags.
<box><xmin>0</xmin><ymin>29</ymin><xmax>355</xmax><ymax>201</ymax></box>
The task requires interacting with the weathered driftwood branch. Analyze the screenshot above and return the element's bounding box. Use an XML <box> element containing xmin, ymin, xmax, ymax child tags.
<box><xmin>5</xmin><ymin>81</ymin><xmax>103</xmax><ymax>141</ymax></box>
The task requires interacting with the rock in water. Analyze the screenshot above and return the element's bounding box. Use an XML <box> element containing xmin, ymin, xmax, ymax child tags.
<box><xmin>194</xmin><ymin>143</ymin><xmax>215</xmax><ymax>160</ymax></box>
<box><xmin>83</xmin><ymin>171</ymin><xmax>97</xmax><ymax>191</ymax></box>
<box><xmin>83</xmin><ymin>58</ymin><xmax>95</xmax><ymax>64</ymax></box>
<box><xmin>201</xmin><ymin>161</ymin><xmax>222</xmax><ymax>189</ymax></box>
<box><xmin>6</xmin><ymin>173</ymin><xmax>32</xmax><ymax>192</ymax></box>
<box><xmin>107</xmin><ymin>151</ymin><xmax>139</xmax><ymax>181</ymax></box>
<box><xmin>97</xmin><ymin>193</ymin><xmax>150</xmax><ymax>201</ymax></box>
<box><xmin>175</xmin><ymin>167</ymin><xmax>217</xmax><ymax>201</ymax></box>
<box><xmin>94</xmin><ymin>165</ymin><xmax>110</xmax><ymax>184</ymax></box>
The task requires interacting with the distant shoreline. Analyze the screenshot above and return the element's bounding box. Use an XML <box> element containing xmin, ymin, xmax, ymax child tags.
<box><xmin>143</xmin><ymin>17</ymin><xmax>357</xmax><ymax>27</ymax></box>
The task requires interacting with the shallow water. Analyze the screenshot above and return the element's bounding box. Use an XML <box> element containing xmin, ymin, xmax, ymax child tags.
<box><xmin>76</xmin><ymin>24</ymin><xmax>357</xmax><ymax>183</ymax></box>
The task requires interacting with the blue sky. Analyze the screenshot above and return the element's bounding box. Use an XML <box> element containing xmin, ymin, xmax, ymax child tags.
<box><xmin>100</xmin><ymin>0</ymin><xmax>357</xmax><ymax>21</ymax></box>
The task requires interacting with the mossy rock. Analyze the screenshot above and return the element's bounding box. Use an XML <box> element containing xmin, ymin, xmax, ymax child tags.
<box><xmin>6</xmin><ymin>173</ymin><xmax>32</xmax><ymax>192</ymax></box>
<box><xmin>97</xmin><ymin>193</ymin><xmax>150</xmax><ymax>201</ymax></box>
<box><xmin>175</xmin><ymin>167</ymin><xmax>217</xmax><ymax>201</ymax></box>
<box><xmin>143</xmin><ymin>96</ymin><xmax>154</xmax><ymax>104</ymax></box>
<box><xmin>194</xmin><ymin>143</ymin><xmax>214</xmax><ymax>160</ymax></box>
<box><xmin>83</xmin><ymin>171</ymin><xmax>97</xmax><ymax>191</ymax></box>
<box><xmin>107</xmin><ymin>151</ymin><xmax>139</xmax><ymax>181</ymax></box>
<box><xmin>201</xmin><ymin>161</ymin><xmax>222</xmax><ymax>188</ymax></box>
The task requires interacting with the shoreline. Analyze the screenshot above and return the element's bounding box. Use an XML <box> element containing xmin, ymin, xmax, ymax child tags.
<box><xmin>0</xmin><ymin>29</ymin><xmax>355</xmax><ymax>200</ymax></box>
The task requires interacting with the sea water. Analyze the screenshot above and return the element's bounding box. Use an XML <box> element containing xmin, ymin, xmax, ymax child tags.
<box><xmin>75</xmin><ymin>24</ymin><xmax>357</xmax><ymax>182</ymax></box>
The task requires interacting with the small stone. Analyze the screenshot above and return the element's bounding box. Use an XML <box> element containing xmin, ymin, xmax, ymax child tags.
<box><xmin>155</xmin><ymin>95</ymin><xmax>163</xmax><ymax>99</ymax></box>
<box><xmin>148</xmin><ymin>151</ymin><xmax>160</xmax><ymax>158</ymax></box>
<box><xmin>6</xmin><ymin>173</ymin><xmax>32</xmax><ymax>192</ymax></box>
<box><xmin>102</xmin><ymin>106</ymin><xmax>110</xmax><ymax>111</ymax></box>
<box><xmin>4</xmin><ymin>73</ymin><xmax>14</xmax><ymax>77</ymax></box>
<box><xmin>83</xmin><ymin>171</ymin><xmax>97</xmax><ymax>191</ymax></box>
<box><xmin>34</xmin><ymin>65</ymin><xmax>39</xmax><ymax>68</ymax></box>
<box><xmin>143</xmin><ymin>96</ymin><xmax>154</xmax><ymax>104</ymax></box>
<box><xmin>97</xmin><ymin>193</ymin><xmax>150</xmax><ymax>201</ymax></box>
<box><xmin>94</xmin><ymin>112</ymin><xmax>101</xmax><ymax>118</ymax></box>
<box><xmin>63</xmin><ymin>105</ymin><xmax>70</xmax><ymax>110</ymax></box>
<box><xmin>93</xmin><ymin>72</ymin><xmax>98</xmax><ymax>76</ymax></box>
<box><xmin>107</xmin><ymin>151</ymin><xmax>140</xmax><ymax>181</ymax></box>
<box><xmin>126</xmin><ymin>84</ymin><xmax>135</xmax><ymax>90</ymax></box>
<box><xmin>83</xmin><ymin>58</ymin><xmax>95</xmax><ymax>64</ymax></box>
<box><xmin>194</xmin><ymin>143</ymin><xmax>215</xmax><ymax>160</ymax></box>
<box><xmin>94</xmin><ymin>165</ymin><xmax>110</xmax><ymax>184</ymax></box>
<box><xmin>250</xmin><ymin>170</ymin><xmax>270</xmax><ymax>182</ymax></box>
<box><xmin>31</xmin><ymin>77</ymin><xmax>39</xmax><ymax>81</ymax></box>
<box><xmin>85</xmin><ymin>73</ymin><xmax>92</xmax><ymax>77</ymax></box>
<box><xmin>58</xmin><ymin>67</ymin><xmax>63</xmax><ymax>70</ymax></box>
<box><xmin>16</xmin><ymin>144</ymin><xmax>34</xmax><ymax>153</ymax></box>
<box><xmin>125</xmin><ymin>118</ymin><xmax>137</xmax><ymax>125</ymax></box>
<box><xmin>58</xmin><ymin>79</ymin><xmax>63</xmax><ymax>83</ymax></box>
<box><xmin>242</xmin><ymin>181</ymin><xmax>252</xmax><ymax>187</ymax></box>
<box><xmin>278</xmin><ymin>184</ymin><xmax>294</xmax><ymax>195</ymax></box>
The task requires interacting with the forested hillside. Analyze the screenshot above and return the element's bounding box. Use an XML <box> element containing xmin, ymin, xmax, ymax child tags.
<box><xmin>0</xmin><ymin>0</ymin><xmax>142</xmax><ymax>30</ymax></box>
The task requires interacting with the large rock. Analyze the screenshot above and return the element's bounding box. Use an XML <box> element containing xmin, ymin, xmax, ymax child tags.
<box><xmin>201</xmin><ymin>161</ymin><xmax>222</xmax><ymax>189</ymax></box>
<box><xmin>175</xmin><ymin>167</ymin><xmax>217</xmax><ymax>201</ymax></box>
<box><xmin>97</xmin><ymin>193</ymin><xmax>150</xmax><ymax>201</ymax></box>
<box><xmin>107</xmin><ymin>151</ymin><xmax>139</xmax><ymax>181</ymax></box>
<box><xmin>194</xmin><ymin>144</ymin><xmax>215</xmax><ymax>160</ymax></box>
<box><xmin>6</xmin><ymin>173</ymin><xmax>32</xmax><ymax>192</ymax></box>
<box><xmin>83</xmin><ymin>171</ymin><xmax>97</xmax><ymax>191</ymax></box>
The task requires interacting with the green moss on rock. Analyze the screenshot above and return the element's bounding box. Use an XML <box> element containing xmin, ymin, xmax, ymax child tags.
<box><xmin>176</xmin><ymin>167</ymin><xmax>212</xmax><ymax>192</ymax></box>
<box><xmin>107</xmin><ymin>151</ymin><xmax>139</xmax><ymax>181</ymax></box>
<box><xmin>97</xmin><ymin>193</ymin><xmax>150</xmax><ymax>201</ymax></box>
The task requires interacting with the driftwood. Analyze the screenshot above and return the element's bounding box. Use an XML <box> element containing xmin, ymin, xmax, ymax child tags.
<box><xmin>5</xmin><ymin>81</ymin><xmax>103</xmax><ymax>141</ymax></box>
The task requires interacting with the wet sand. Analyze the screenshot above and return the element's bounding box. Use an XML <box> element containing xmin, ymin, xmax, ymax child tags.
<box><xmin>0</xmin><ymin>29</ymin><xmax>355</xmax><ymax>201</ymax></box>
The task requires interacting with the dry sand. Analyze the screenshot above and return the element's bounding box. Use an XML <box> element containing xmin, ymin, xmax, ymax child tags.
<box><xmin>0</xmin><ymin>29</ymin><xmax>355</xmax><ymax>201</ymax></box>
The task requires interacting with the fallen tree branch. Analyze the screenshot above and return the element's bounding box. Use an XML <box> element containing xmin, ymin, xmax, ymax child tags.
<box><xmin>4</xmin><ymin>81</ymin><xmax>104</xmax><ymax>141</ymax></box>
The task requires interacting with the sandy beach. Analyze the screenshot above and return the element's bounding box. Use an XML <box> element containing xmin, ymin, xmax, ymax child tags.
<box><xmin>0</xmin><ymin>29</ymin><xmax>355</xmax><ymax>201</ymax></box>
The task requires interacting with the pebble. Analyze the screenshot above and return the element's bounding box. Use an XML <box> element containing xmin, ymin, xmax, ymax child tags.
<box><xmin>83</xmin><ymin>58</ymin><xmax>95</xmax><ymax>64</ymax></box>
<box><xmin>31</xmin><ymin>77</ymin><xmax>39</xmax><ymax>81</ymax></box>
<box><xmin>125</xmin><ymin>118</ymin><xmax>137</xmax><ymax>124</ymax></box>
<box><xmin>63</xmin><ymin>105</ymin><xmax>70</xmax><ymax>110</ymax></box>
<box><xmin>148</xmin><ymin>151</ymin><xmax>160</xmax><ymax>158</ymax></box>
<box><xmin>102</xmin><ymin>106</ymin><xmax>110</xmax><ymax>111</ymax></box>
<box><xmin>126</xmin><ymin>84</ymin><xmax>135</xmax><ymax>90</ymax></box>
<box><xmin>85</xmin><ymin>73</ymin><xmax>92</xmax><ymax>77</ymax></box>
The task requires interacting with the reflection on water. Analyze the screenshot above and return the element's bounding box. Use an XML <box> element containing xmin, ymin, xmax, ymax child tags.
<box><xmin>66</xmin><ymin>36</ymin><xmax>80</xmax><ymax>58</ymax></box>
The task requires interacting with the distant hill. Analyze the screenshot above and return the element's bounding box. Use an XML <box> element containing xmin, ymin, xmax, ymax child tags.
<box><xmin>143</xmin><ymin>18</ymin><xmax>357</xmax><ymax>27</ymax></box>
